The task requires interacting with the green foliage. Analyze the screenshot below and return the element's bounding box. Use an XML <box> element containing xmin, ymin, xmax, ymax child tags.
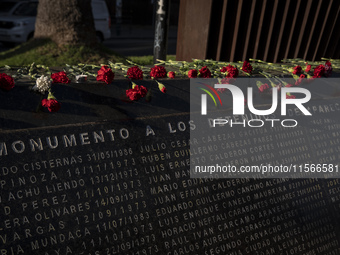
<box><xmin>0</xmin><ymin>39</ymin><xmax>126</xmax><ymax>66</ymax></box>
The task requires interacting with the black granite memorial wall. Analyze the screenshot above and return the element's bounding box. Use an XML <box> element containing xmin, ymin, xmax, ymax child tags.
<box><xmin>1</xmin><ymin>79</ymin><xmax>340</xmax><ymax>255</ymax></box>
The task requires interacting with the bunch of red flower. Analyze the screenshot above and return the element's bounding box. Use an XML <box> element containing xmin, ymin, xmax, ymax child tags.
<box><xmin>97</xmin><ymin>66</ymin><xmax>114</xmax><ymax>84</ymax></box>
<box><xmin>199</xmin><ymin>66</ymin><xmax>211</xmax><ymax>78</ymax></box>
<box><xmin>51</xmin><ymin>71</ymin><xmax>70</xmax><ymax>84</ymax></box>
<box><xmin>221</xmin><ymin>65</ymin><xmax>238</xmax><ymax>78</ymax></box>
<box><xmin>313</xmin><ymin>64</ymin><xmax>325</xmax><ymax>78</ymax></box>
<box><xmin>292</xmin><ymin>65</ymin><xmax>302</xmax><ymax>75</ymax></box>
<box><xmin>150</xmin><ymin>66</ymin><xmax>167</xmax><ymax>79</ymax></box>
<box><xmin>188</xmin><ymin>69</ymin><xmax>198</xmax><ymax>78</ymax></box>
<box><xmin>0</xmin><ymin>73</ymin><xmax>15</xmax><ymax>91</ymax></box>
<box><xmin>127</xmin><ymin>66</ymin><xmax>143</xmax><ymax>80</ymax></box>
<box><xmin>242</xmin><ymin>61</ymin><xmax>253</xmax><ymax>74</ymax></box>
<box><xmin>286</xmin><ymin>94</ymin><xmax>296</xmax><ymax>99</ymax></box>
<box><xmin>126</xmin><ymin>85</ymin><xmax>148</xmax><ymax>101</ymax></box>
<box><xmin>42</xmin><ymin>98</ymin><xmax>61</xmax><ymax>112</ymax></box>
<box><xmin>312</xmin><ymin>61</ymin><xmax>332</xmax><ymax>78</ymax></box>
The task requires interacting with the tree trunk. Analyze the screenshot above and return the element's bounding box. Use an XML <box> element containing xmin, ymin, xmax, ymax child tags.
<box><xmin>34</xmin><ymin>0</ymin><xmax>97</xmax><ymax>46</ymax></box>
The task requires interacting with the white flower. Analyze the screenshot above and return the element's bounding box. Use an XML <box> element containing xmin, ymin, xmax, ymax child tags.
<box><xmin>32</xmin><ymin>75</ymin><xmax>52</xmax><ymax>93</ymax></box>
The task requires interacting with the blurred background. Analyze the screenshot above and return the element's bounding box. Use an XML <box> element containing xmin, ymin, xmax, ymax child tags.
<box><xmin>0</xmin><ymin>0</ymin><xmax>180</xmax><ymax>57</ymax></box>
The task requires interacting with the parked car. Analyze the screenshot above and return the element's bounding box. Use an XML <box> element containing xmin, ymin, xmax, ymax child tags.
<box><xmin>91</xmin><ymin>0</ymin><xmax>112</xmax><ymax>42</ymax></box>
<box><xmin>0</xmin><ymin>0</ymin><xmax>111</xmax><ymax>46</ymax></box>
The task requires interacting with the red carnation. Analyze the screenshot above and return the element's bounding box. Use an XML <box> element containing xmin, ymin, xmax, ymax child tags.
<box><xmin>199</xmin><ymin>66</ymin><xmax>212</xmax><ymax>78</ymax></box>
<box><xmin>150</xmin><ymin>65</ymin><xmax>167</xmax><ymax>79</ymax></box>
<box><xmin>126</xmin><ymin>85</ymin><xmax>148</xmax><ymax>101</ymax></box>
<box><xmin>0</xmin><ymin>73</ymin><xmax>15</xmax><ymax>91</ymax></box>
<box><xmin>295</xmin><ymin>74</ymin><xmax>305</xmax><ymax>86</ymax></box>
<box><xmin>242</xmin><ymin>61</ymin><xmax>253</xmax><ymax>74</ymax></box>
<box><xmin>217</xmin><ymin>77</ymin><xmax>233</xmax><ymax>93</ymax></box>
<box><xmin>305</xmin><ymin>64</ymin><xmax>311</xmax><ymax>73</ymax></box>
<box><xmin>259</xmin><ymin>83</ymin><xmax>270</xmax><ymax>92</ymax></box>
<box><xmin>127</xmin><ymin>66</ymin><xmax>143</xmax><ymax>80</ymax></box>
<box><xmin>325</xmin><ymin>61</ymin><xmax>332</xmax><ymax>77</ymax></box>
<box><xmin>220</xmin><ymin>66</ymin><xmax>228</xmax><ymax>73</ymax></box>
<box><xmin>137</xmin><ymin>85</ymin><xmax>148</xmax><ymax>97</ymax></box>
<box><xmin>292</xmin><ymin>65</ymin><xmax>302</xmax><ymax>75</ymax></box>
<box><xmin>220</xmin><ymin>77</ymin><xmax>233</xmax><ymax>84</ymax></box>
<box><xmin>156</xmin><ymin>81</ymin><xmax>167</xmax><ymax>94</ymax></box>
<box><xmin>42</xmin><ymin>91</ymin><xmax>61</xmax><ymax>112</ymax></box>
<box><xmin>227</xmin><ymin>65</ymin><xmax>239</xmax><ymax>78</ymax></box>
<box><xmin>97</xmin><ymin>66</ymin><xmax>114</xmax><ymax>84</ymax></box>
<box><xmin>51</xmin><ymin>71</ymin><xmax>70</xmax><ymax>84</ymax></box>
<box><xmin>41</xmin><ymin>99</ymin><xmax>61</xmax><ymax>112</ymax></box>
<box><xmin>167</xmin><ymin>71</ymin><xmax>175</xmax><ymax>79</ymax></box>
<box><xmin>221</xmin><ymin>65</ymin><xmax>238</xmax><ymax>78</ymax></box>
<box><xmin>306</xmin><ymin>77</ymin><xmax>315</xmax><ymax>84</ymax></box>
<box><xmin>126</xmin><ymin>88</ymin><xmax>140</xmax><ymax>101</ymax></box>
<box><xmin>313</xmin><ymin>64</ymin><xmax>325</xmax><ymax>78</ymax></box>
<box><xmin>188</xmin><ymin>69</ymin><xmax>198</xmax><ymax>78</ymax></box>
<box><xmin>286</xmin><ymin>94</ymin><xmax>296</xmax><ymax>99</ymax></box>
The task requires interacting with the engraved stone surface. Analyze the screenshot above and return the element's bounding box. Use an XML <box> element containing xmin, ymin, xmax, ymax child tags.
<box><xmin>1</xmin><ymin>79</ymin><xmax>340</xmax><ymax>254</ymax></box>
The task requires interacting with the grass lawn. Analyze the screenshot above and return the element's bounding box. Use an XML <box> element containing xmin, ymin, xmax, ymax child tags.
<box><xmin>0</xmin><ymin>39</ymin><xmax>176</xmax><ymax>67</ymax></box>
<box><xmin>127</xmin><ymin>55</ymin><xmax>176</xmax><ymax>66</ymax></box>
<box><xmin>0</xmin><ymin>39</ymin><xmax>126</xmax><ymax>67</ymax></box>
